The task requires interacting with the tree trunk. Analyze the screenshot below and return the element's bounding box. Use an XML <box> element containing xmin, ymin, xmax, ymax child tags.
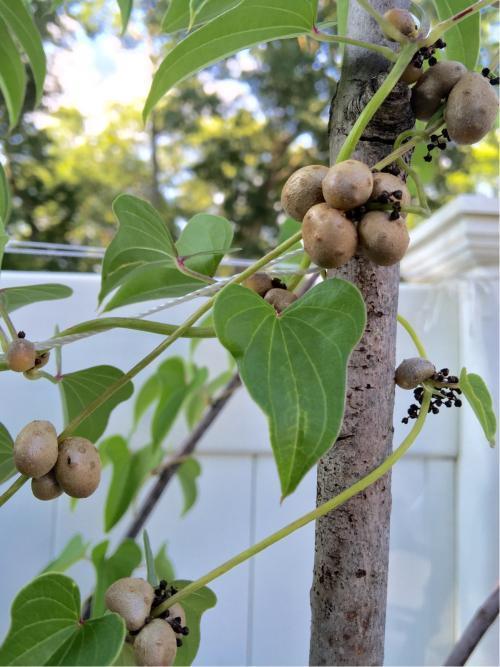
<box><xmin>309</xmin><ymin>2</ymin><xmax>414</xmax><ymax>665</ymax></box>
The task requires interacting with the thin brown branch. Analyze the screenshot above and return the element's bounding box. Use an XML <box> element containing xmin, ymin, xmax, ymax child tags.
<box><xmin>443</xmin><ymin>584</ymin><xmax>499</xmax><ymax>666</ymax></box>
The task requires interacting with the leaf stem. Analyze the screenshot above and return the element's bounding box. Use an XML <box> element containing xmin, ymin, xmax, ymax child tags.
<box><xmin>424</xmin><ymin>0</ymin><xmax>496</xmax><ymax>45</ymax></box>
<box><xmin>0</xmin><ymin>323</ymin><xmax>9</xmax><ymax>352</ymax></box>
<box><xmin>288</xmin><ymin>254</ymin><xmax>311</xmax><ymax>292</ymax></box>
<box><xmin>311</xmin><ymin>29</ymin><xmax>397</xmax><ymax>61</ymax></box>
<box><xmin>0</xmin><ymin>301</ymin><xmax>17</xmax><ymax>340</ymax></box>
<box><xmin>373</xmin><ymin>120</ymin><xmax>445</xmax><ymax>171</ymax></box>
<box><xmin>0</xmin><ymin>475</ymin><xmax>28</xmax><ymax>508</ymax></box>
<box><xmin>397</xmin><ymin>314</ymin><xmax>428</xmax><ymax>358</ymax></box>
<box><xmin>153</xmin><ymin>390</ymin><xmax>432</xmax><ymax>615</ymax></box>
<box><xmin>53</xmin><ymin>318</ymin><xmax>216</xmax><ymax>342</ymax></box>
<box><xmin>336</xmin><ymin>43</ymin><xmax>417</xmax><ymax>163</ymax></box>
<box><xmin>175</xmin><ymin>258</ymin><xmax>216</xmax><ymax>285</ymax></box>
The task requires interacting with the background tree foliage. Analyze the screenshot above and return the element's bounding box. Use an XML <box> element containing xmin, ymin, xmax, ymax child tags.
<box><xmin>0</xmin><ymin>0</ymin><xmax>497</xmax><ymax>271</ymax></box>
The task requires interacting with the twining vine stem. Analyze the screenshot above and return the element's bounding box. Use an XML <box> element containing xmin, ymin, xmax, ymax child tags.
<box><xmin>153</xmin><ymin>390</ymin><xmax>432</xmax><ymax>615</ymax></box>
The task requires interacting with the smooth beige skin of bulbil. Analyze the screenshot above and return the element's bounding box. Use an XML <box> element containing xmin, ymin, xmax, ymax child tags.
<box><xmin>411</xmin><ymin>61</ymin><xmax>467</xmax><ymax>121</ymax></box>
<box><xmin>395</xmin><ymin>357</ymin><xmax>436</xmax><ymax>389</ymax></box>
<box><xmin>322</xmin><ymin>160</ymin><xmax>373</xmax><ymax>211</ymax></box>
<box><xmin>445</xmin><ymin>72</ymin><xmax>499</xmax><ymax>145</ymax></box>
<box><xmin>55</xmin><ymin>437</ymin><xmax>101</xmax><ymax>498</ymax></box>
<box><xmin>31</xmin><ymin>469</ymin><xmax>63</xmax><ymax>501</ymax></box>
<box><xmin>264</xmin><ymin>288</ymin><xmax>297</xmax><ymax>313</ymax></box>
<box><xmin>243</xmin><ymin>273</ymin><xmax>273</xmax><ymax>297</ymax></box>
<box><xmin>302</xmin><ymin>203</ymin><xmax>358</xmax><ymax>269</ymax></box>
<box><xmin>383</xmin><ymin>8</ymin><xmax>420</xmax><ymax>40</ymax></box>
<box><xmin>14</xmin><ymin>420</ymin><xmax>58</xmax><ymax>478</ymax></box>
<box><xmin>358</xmin><ymin>211</ymin><xmax>410</xmax><ymax>266</ymax></box>
<box><xmin>105</xmin><ymin>577</ymin><xmax>155</xmax><ymax>632</ymax></box>
<box><xmin>134</xmin><ymin>619</ymin><xmax>177</xmax><ymax>667</ymax></box>
<box><xmin>281</xmin><ymin>165</ymin><xmax>328</xmax><ymax>222</ymax></box>
<box><xmin>371</xmin><ymin>173</ymin><xmax>411</xmax><ymax>209</ymax></box>
<box><xmin>6</xmin><ymin>339</ymin><xmax>37</xmax><ymax>372</ymax></box>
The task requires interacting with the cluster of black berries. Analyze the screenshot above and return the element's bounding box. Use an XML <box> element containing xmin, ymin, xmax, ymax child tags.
<box><xmin>423</xmin><ymin>129</ymin><xmax>450</xmax><ymax>162</ymax></box>
<box><xmin>481</xmin><ymin>67</ymin><xmax>500</xmax><ymax>86</ymax></box>
<box><xmin>150</xmin><ymin>580</ymin><xmax>189</xmax><ymax>648</ymax></box>
<box><xmin>410</xmin><ymin>39</ymin><xmax>447</xmax><ymax>71</ymax></box>
<box><xmin>402</xmin><ymin>368</ymin><xmax>462</xmax><ymax>424</ymax></box>
<box><xmin>270</xmin><ymin>277</ymin><xmax>287</xmax><ymax>290</ymax></box>
<box><xmin>344</xmin><ymin>180</ymin><xmax>404</xmax><ymax>223</ymax></box>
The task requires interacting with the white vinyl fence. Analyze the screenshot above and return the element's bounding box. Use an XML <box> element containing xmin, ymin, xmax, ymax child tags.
<box><xmin>0</xmin><ymin>195</ymin><xmax>498</xmax><ymax>666</ymax></box>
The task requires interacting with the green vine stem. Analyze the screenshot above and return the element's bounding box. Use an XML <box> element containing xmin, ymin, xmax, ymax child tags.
<box><xmin>153</xmin><ymin>390</ymin><xmax>432</xmax><ymax>615</ymax></box>
<box><xmin>53</xmin><ymin>318</ymin><xmax>216</xmax><ymax>343</ymax></box>
<box><xmin>336</xmin><ymin>43</ymin><xmax>417</xmax><ymax>163</ymax></box>
<box><xmin>373</xmin><ymin>120</ymin><xmax>445</xmax><ymax>171</ymax></box>
<box><xmin>312</xmin><ymin>28</ymin><xmax>397</xmax><ymax>61</ymax></box>
<box><xmin>0</xmin><ymin>475</ymin><xmax>28</xmax><ymax>508</ymax></box>
<box><xmin>0</xmin><ymin>231</ymin><xmax>303</xmax><ymax>507</ymax></box>
<box><xmin>288</xmin><ymin>254</ymin><xmax>311</xmax><ymax>292</ymax></box>
<box><xmin>0</xmin><ymin>302</ymin><xmax>17</xmax><ymax>340</ymax></box>
<box><xmin>397</xmin><ymin>314</ymin><xmax>428</xmax><ymax>358</ymax></box>
<box><xmin>0</xmin><ymin>324</ymin><xmax>8</xmax><ymax>352</ymax></box>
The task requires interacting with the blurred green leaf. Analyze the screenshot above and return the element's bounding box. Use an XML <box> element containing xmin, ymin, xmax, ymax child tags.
<box><xmin>133</xmin><ymin>374</ymin><xmax>160</xmax><ymax>426</ymax></box>
<box><xmin>144</xmin><ymin>0</ymin><xmax>315</xmax><ymax>119</ymax></box>
<box><xmin>101</xmin><ymin>195</ymin><xmax>233</xmax><ymax>311</ymax></box>
<box><xmin>214</xmin><ymin>280</ymin><xmax>366</xmax><ymax>498</ymax></box>
<box><xmin>91</xmin><ymin>539</ymin><xmax>142</xmax><ymax>618</ymax></box>
<box><xmin>460</xmin><ymin>368</ymin><xmax>497</xmax><ymax>446</ymax></box>
<box><xmin>432</xmin><ymin>0</ymin><xmax>480</xmax><ymax>69</ymax></box>
<box><xmin>154</xmin><ymin>544</ymin><xmax>176</xmax><ymax>583</ymax></box>
<box><xmin>41</xmin><ymin>534</ymin><xmax>89</xmax><ymax>574</ymax></box>
<box><xmin>143</xmin><ymin>530</ymin><xmax>158</xmax><ymax>587</ymax></box>
<box><xmin>172</xmin><ymin>580</ymin><xmax>217</xmax><ymax>666</ymax></box>
<box><xmin>60</xmin><ymin>366</ymin><xmax>134</xmax><ymax>443</ymax></box>
<box><xmin>113</xmin><ymin>643</ymin><xmax>137</xmax><ymax>666</ymax></box>
<box><xmin>0</xmin><ymin>284</ymin><xmax>72</xmax><ymax>313</ymax></box>
<box><xmin>0</xmin><ymin>17</ymin><xmax>26</xmax><ymax>129</ymax></box>
<box><xmin>0</xmin><ymin>422</ymin><xmax>16</xmax><ymax>485</ymax></box>
<box><xmin>162</xmin><ymin>0</ymin><xmax>242</xmax><ymax>33</ymax></box>
<box><xmin>0</xmin><ymin>573</ymin><xmax>125</xmax><ymax>666</ymax></box>
<box><xmin>0</xmin><ymin>0</ymin><xmax>46</xmax><ymax>105</ymax></box>
<box><xmin>177</xmin><ymin>457</ymin><xmax>202</xmax><ymax>516</ymax></box>
<box><xmin>116</xmin><ymin>0</ymin><xmax>133</xmax><ymax>34</ymax></box>
<box><xmin>0</xmin><ymin>162</ymin><xmax>11</xmax><ymax>225</ymax></box>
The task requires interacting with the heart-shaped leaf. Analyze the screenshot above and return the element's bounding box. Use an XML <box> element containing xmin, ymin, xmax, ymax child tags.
<box><xmin>0</xmin><ymin>573</ymin><xmax>125</xmax><ymax>666</ymax></box>
<box><xmin>0</xmin><ymin>422</ymin><xmax>16</xmax><ymax>484</ymax></box>
<box><xmin>100</xmin><ymin>195</ymin><xmax>233</xmax><ymax>311</ymax></box>
<box><xmin>214</xmin><ymin>279</ymin><xmax>366</xmax><ymax>497</ymax></box>
<box><xmin>91</xmin><ymin>540</ymin><xmax>142</xmax><ymax>618</ymax></box>
<box><xmin>41</xmin><ymin>534</ymin><xmax>89</xmax><ymax>574</ymax></box>
<box><xmin>144</xmin><ymin>0</ymin><xmax>315</xmax><ymax>119</ymax></box>
<box><xmin>171</xmin><ymin>581</ymin><xmax>217</xmax><ymax>667</ymax></box>
<box><xmin>460</xmin><ymin>368</ymin><xmax>497</xmax><ymax>447</ymax></box>
<box><xmin>0</xmin><ymin>284</ymin><xmax>72</xmax><ymax>313</ymax></box>
<box><xmin>59</xmin><ymin>365</ymin><xmax>134</xmax><ymax>443</ymax></box>
<box><xmin>177</xmin><ymin>457</ymin><xmax>202</xmax><ymax>516</ymax></box>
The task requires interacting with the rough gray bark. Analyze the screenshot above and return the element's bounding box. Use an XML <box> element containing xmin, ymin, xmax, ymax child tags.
<box><xmin>309</xmin><ymin>2</ymin><xmax>415</xmax><ymax>665</ymax></box>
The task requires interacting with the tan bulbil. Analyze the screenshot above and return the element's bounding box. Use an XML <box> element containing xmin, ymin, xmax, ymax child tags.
<box><xmin>358</xmin><ymin>211</ymin><xmax>410</xmax><ymax>266</ymax></box>
<box><xmin>31</xmin><ymin>469</ymin><xmax>63</xmax><ymax>501</ymax></box>
<box><xmin>395</xmin><ymin>357</ymin><xmax>436</xmax><ymax>389</ymax></box>
<box><xmin>401</xmin><ymin>63</ymin><xmax>423</xmax><ymax>85</ymax></box>
<box><xmin>371</xmin><ymin>173</ymin><xmax>411</xmax><ymax>210</ymax></box>
<box><xmin>383</xmin><ymin>8</ymin><xmax>420</xmax><ymax>40</ymax></box>
<box><xmin>445</xmin><ymin>72</ymin><xmax>499</xmax><ymax>145</ymax></box>
<box><xmin>264</xmin><ymin>288</ymin><xmax>297</xmax><ymax>313</ymax></box>
<box><xmin>322</xmin><ymin>160</ymin><xmax>373</xmax><ymax>211</ymax></box>
<box><xmin>280</xmin><ymin>165</ymin><xmax>328</xmax><ymax>222</ymax></box>
<box><xmin>302</xmin><ymin>203</ymin><xmax>358</xmax><ymax>269</ymax></box>
<box><xmin>134</xmin><ymin>619</ymin><xmax>177</xmax><ymax>667</ymax></box>
<box><xmin>14</xmin><ymin>420</ymin><xmax>59</xmax><ymax>478</ymax></box>
<box><xmin>243</xmin><ymin>273</ymin><xmax>273</xmax><ymax>297</ymax></box>
<box><xmin>55</xmin><ymin>437</ymin><xmax>101</xmax><ymax>498</ymax></box>
<box><xmin>411</xmin><ymin>61</ymin><xmax>467</xmax><ymax>121</ymax></box>
<box><xmin>105</xmin><ymin>577</ymin><xmax>155</xmax><ymax>632</ymax></box>
<box><xmin>6</xmin><ymin>339</ymin><xmax>36</xmax><ymax>372</ymax></box>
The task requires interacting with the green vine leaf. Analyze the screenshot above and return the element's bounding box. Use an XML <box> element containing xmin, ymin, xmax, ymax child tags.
<box><xmin>460</xmin><ymin>368</ymin><xmax>497</xmax><ymax>447</ymax></box>
<box><xmin>162</xmin><ymin>0</ymin><xmax>242</xmax><ymax>34</ymax></box>
<box><xmin>91</xmin><ymin>540</ymin><xmax>142</xmax><ymax>618</ymax></box>
<box><xmin>0</xmin><ymin>0</ymin><xmax>46</xmax><ymax>106</ymax></box>
<box><xmin>0</xmin><ymin>17</ymin><xmax>26</xmax><ymax>129</ymax></box>
<box><xmin>59</xmin><ymin>366</ymin><xmax>134</xmax><ymax>443</ymax></box>
<box><xmin>116</xmin><ymin>0</ymin><xmax>133</xmax><ymax>34</ymax></box>
<box><xmin>0</xmin><ymin>162</ymin><xmax>11</xmax><ymax>225</ymax></box>
<box><xmin>154</xmin><ymin>544</ymin><xmax>176</xmax><ymax>583</ymax></box>
<box><xmin>0</xmin><ymin>573</ymin><xmax>125</xmax><ymax>666</ymax></box>
<box><xmin>214</xmin><ymin>279</ymin><xmax>366</xmax><ymax>498</ymax></box>
<box><xmin>41</xmin><ymin>534</ymin><xmax>89</xmax><ymax>574</ymax></box>
<box><xmin>171</xmin><ymin>581</ymin><xmax>217</xmax><ymax>667</ymax></box>
<box><xmin>0</xmin><ymin>284</ymin><xmax>72</xmax><ymax>313</ymax></box>
<box><xmin>100</xmin><ymin>195</ymin><xmax>233</xmax><ymax>311</ymax></box>
<box><xmin>177</xmin><ymin>457</ymin><xmax>202</xmax><ymax>516</ymax></box>
<box><xmin>432</xmin><ymin>0</ymin><xmax>480</xmax><ymax>69</ymax></box>
<box><xmin>143</xmin><ymin>530</ymin><xmax>158</xmax><ymax>587</ymax></box>
<box><xmin>144</xmin><ymin>0</ymin><xmax>315</xmax><ymax>119</ymax></box>
<box><xmin>0</xmin><ymin>422</ymin><xmax>16</xmax><ymax>484</ymax></box>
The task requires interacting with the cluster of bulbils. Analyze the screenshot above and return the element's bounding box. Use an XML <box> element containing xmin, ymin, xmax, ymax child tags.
<box><xmin>13</xmin><ymin>419</ymin><xmax>101</xmax><ymax>500</ymax></box>
<box><xmin>281</xmin><ymin>160</ymin><xmax>411</xmax><ymax>269</ymax></box>
<box><xmin>243</xmin><ymin>273</ymin><xmax>297</xmax><ymax>313</ymax></box>
<box><xmin>105</xmin><ymin>577</ymin><xmax>189</xmax><ymax>667</ymax></box>
<box><xmin>395</xmin><ymin>357</ymin><xmax>462</xmax><ymax>424</ymax></box>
